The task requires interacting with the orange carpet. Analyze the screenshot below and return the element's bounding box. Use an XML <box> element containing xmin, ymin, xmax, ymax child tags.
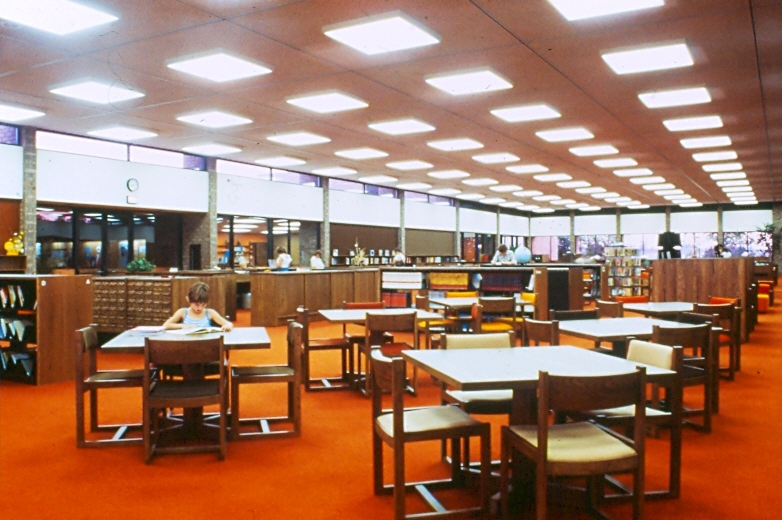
<box><xmin>2</xmin><ymin>297</ymin><xmax>782</xmax><ymax>519</ymax></box>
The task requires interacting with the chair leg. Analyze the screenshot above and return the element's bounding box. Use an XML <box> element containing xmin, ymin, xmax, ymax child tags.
<box><xmin>89</xmin><ymin>388</ymin><xmax>98</xmax><ymax>432</ymax></box>
<box><xmin>76</xmin><ymin>388</ymin><xmax>85</xmax><ymax>448</ymax></box>
<box><xmin>480</xmin><ymin>427</ymin><xmax>491</xmax><ymax>516</ymax></box>
<box><xmin>536</xmin><ymin>455</ymin><xmax>547</xmax><ymax>520</ymax></box>
<box><xmin>373</xmin><ymin>430</ymin><xmax>384</xmax><ymax>495</ymax></box>
<box><xmin>499</xmin><ymin>427</ymin><xmax>511</xmax><ymax>520</ymax></box>
<box><xmin>394</xmin><ymin>443</ymin><xmax>406</xmax><ymax>520</ymax></box>
<box><xmin>231</xmin><ymin>377</ymin><xmax>240</xmax><ymax>441</ymax></box>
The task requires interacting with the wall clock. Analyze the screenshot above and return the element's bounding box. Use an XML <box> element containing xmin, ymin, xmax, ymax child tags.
<box><xmin>126</xmin><ymin>178</ymin><xmax>139</xmax><ymax>192</ymax></box>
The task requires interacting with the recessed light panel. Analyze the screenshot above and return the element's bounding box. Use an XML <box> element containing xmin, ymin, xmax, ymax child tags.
<box><xmin>519</xmin><ymin>204</ymin><xmax>540</xmax><ymax>211</ymax></box>
<box><xmin>507</xmin><ymin>164</ymin><xmax>549</xmax><ymax>174</ymax></box>
<box><xmin>534</xmin><ymin>173</ymin><xmax>572</xmax><ymax>182</ymax></box>
<box><xmin>616</xmin><ymin>200</ymin><xmax>642</xmax><ymax>206</ymax></box>
<box><xmin>638</xmin><ymin>87</ymin><xmax>711</xmax><ymax>108</ymax></box>
<box><xmin>680</xmin><ymin>202</ymin><xmax>703</xmax><ymax>207</ymax></box>
<box><xmin>664</xmin><ymin>194</ymin><xmax>691</xmax><ymax>200</ymax></box>
<box><xmin>491</xmin><ymin>104</ymin><xmax>560</xmax><ymax>122</ymax></box>
<box><xmin>602</xmin><ymin>43</ymin><xmax>693</xmax><ymax>75</ymax></box>
<box><xmin>692</xmin><ymin>150</ymin><xmax>737</xmax><ymax>162</ymax></box>
<box><xmin>183</xmin><ymin>144</ymin><xmax>241</xmax><ymax>155</ymax></box>
<box><xmin>267</xmin><ymin>132</ymin><xmax>331</xmax><ymax>146</ymax></box>
<box><xmin>605</xmin><ymin>196</ymin><xmax>632</xmax><ymax>203</ymax></box>
<box><xmin>0</xmin><ymin>104</ymin><xmax>44</xmax><ymax>122</ymax></box>
<box><xmin>427</xmin><ymin>169</ymin><xmax>469</xmax><ymax>179</ymax></box>
<box><xmin>630</xmin><ymin>176</ymin><xmax>666</xmax><ymax>185</ymax></box>
<box><xmin>628</xmin><ymin>204</ymin><xmax>651</xmax><ymax>209</ymax></box>
<box><xmin>655</xmin><ymin>189</ymin><xmax>684</xmax><ymax>196</ymax></box>
<box><xmin>579</xmin><ymin>206</ymin><xmax>603</xmax><ymax>212</ymax></box>
<box><xmin>723</xmin><ymin>186</ymin><xmax>752</xmax><ymax>193</ymax></box>
<box><xmin>514</xmin><ymin>190</ymin><xmax>544</xmax><ymax>198</ymax></box>
<box><xmin>427</xmin><ymin>138</ymin><xmax>483</xmax><ymax>151</ymax></box>
<box><xmin>472</xmin><ymin>152</ymin><xmax>519</xmax><ymax>164</ymax></box>
<box><xmin>557</xmin><ymin>181</ymin><xmax>591</xmax><ymax>188</ymax></box>
<box><xmin>369</xmin><ymin>118</ymin><xmax>435</xmax><ymax>135</ymax></box>
<box><xmin>0</xmin><ymin>0</ymin><xmax>117</xmax><ymax>35</ymax></box>
<box><xmin>456</xmin><ymin>193</ymin><xmax>486</xmax><ymax>201</ymax></box>
<box><xmin>716</xmin><ymin>180</ymin><xmax>750</xmax><ymax>187</ymax></box>
<box><xmin>428</xmin><ymin>188</ymin><xmax>461</xmax><ymax>196</ymax></box>
<box><xmin>533</xmin><ymin>195</ymin><xmax>561</xmax><ymax>202</ymax></box>
<box><xmin>594</xmin><ymin>158</ymin><xmax>637</xmax><ymax>168</ymax></box>
<box><xmin>550</xmin><ymin>199</ymin><xmax>577</xmax><ymax>205</ymax></box>
<box><xmin>500</xmin><ymin>202</ymin><xmax>523</xmax><ymax>208</ymax></box>
<box><xmin>591</xmin><ymin>192</ymin><xmax>621</xmax><ymax>199</ymax></box>
<box><xmin>387</xmin><ymin>160</ymin><xmax>433</xmax><ymax>171</ymax></box>
<box><xmin>256</xmin><ymin>156</ymin><xmax>306</xmax><ymax>167</ymax></box>
<box><xmin>480</xmin><ymin>198</ymin><xmax>506</xmax><ymax>204</ymax></box>
<box><xmin>733</xmin><ymin>200</ymin><xmax>758</xmax><ymax>206</ymax></box>
<box><xmin>642</xmin><ymin>183</ymin><xmax>675</xmax><ymax>190</ymax></box>
<box><xmin>50</xmin><ymin>81</ymin><xmax>144</xmax><ymax>104</ymax></box>
<box><xmin>88</xmin><ymin>126</ymin><xmax>157</xmax><ymax>141</ymax></box>
<box><xmin>614</xmin><ymin>168</ymin><xmax>653</xmax><ymax>177</ymax></box>
<box><xmin>576</xmin><ymin>187</ymin><xmax>606</xmax><ymax>194</ymax></box>
<box><xmin>569</xmin><ymin>145</ymin><xmax>618</xmax><ymax>156</ymax></box>
<box><xmin>335</xmin><ymin>147</ymin><xmax>388</xmax><ymax>159</ymax></box>
<box><xmin>426</xmin><ymin>69</ymin><xmax>512</xmax><ymax>96</ymax></box>
<box><xmin>323</xmin><ymin>12</ymin><xmax>439</xmax><ymax>55</ymax></box>
<box><xmin>566</xmin><ymin>203</ymin><xmax>590</xmax><ymax>209</ymax></box>
<box><xmin>358</xmin><ymin>175</ymin><xmax>398</xmax><ymax>184</ymax></box>
<box><xmin>489</xmin><ymin>184</ymin><xmax>523</xmax><ymax>192</ymax></box>
<box><xmin>168</xmin><ymin>53</ymin><xmax>271</xmax><ymax>82</ymax></box>
<box><xmin>462</xmin><ymin>178</ymin><xmax>498</xmax><ymax>186</ymax></box>
<box><xmin>533</xmin><ymin>208</ymin><xmax>556</xmax><ymax>213</ymax></box>
<box><xmin>663</xmin><ymin>115</ymin><xmax>723</xmax><ymax>132</ymax></box>
<box><xmin>702</xmin><ymin>162</ymin><xmax>742</xmax><ymax>172</ymax></box>
<box><xmin>680</xmin><ymin>136</ymin><xmax>732</xmax><ymax>149</ymax></box>
<box><xmin>547</xmin><ymin>0</ymin><xmax>664</xmax><ymax>21</ymax></box>
<box><xmin>287</xmin><ymin>92</ymin><xmax>368</xmax><ymax>113</ymax></box>
<box><xmin>178</xmin><ymin>111</ymin><xmax>252</xmax><ymax>128</ymax></box>
<box><xmin>536</xmin><ymin>127</ymin><xmax>594</xmax><ymax>142</ymax></box>
<box><xmin>312</xmin><ymin>167</ymin><xmax>357</xmax><ymax>176</ymax></box>
<box><xmin>710</xmin><ymin>172</ymin><xmax>746</xmax><ymax>180</ymax></box>
<box><xmin>396</xmin><ymin>182</ymin><xmax>432</xmax><ymax>190</ymax></box>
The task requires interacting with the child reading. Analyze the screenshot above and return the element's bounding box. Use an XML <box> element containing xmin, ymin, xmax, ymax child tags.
<box><xmin>163</xmin><ymin>282</ymin><xmax>234</xmax><ymax>331</ymax></box>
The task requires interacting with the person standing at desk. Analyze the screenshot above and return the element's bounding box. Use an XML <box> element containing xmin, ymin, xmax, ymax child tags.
<box><xmin>491</xmin><ymin>244</ymin><xmax>518</xmax><ymax>265</ymax></box>
<box><xmin>274</xmin><ymin>246</ymin><xmax>293</xmax><ymax>271</ymax></box>
<box><xmin>163</xmin><ymin>282</ymin><xmax>233</xmax><ymax>331</ymax></box>
<box><xmin>392</xmin><ymin>248</ymin><xmax>406</xmax><ymax>266</ymax></box>
<box><xmin>310</xmin><ymin>250</ymin><xmax>325</xmax><ymax>270</ymax></box>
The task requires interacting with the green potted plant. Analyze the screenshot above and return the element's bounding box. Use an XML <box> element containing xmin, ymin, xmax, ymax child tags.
<box><xmin>126</xmin><ymin>257</ymin><xmax>156</xmax><ymax>273</ymax></box>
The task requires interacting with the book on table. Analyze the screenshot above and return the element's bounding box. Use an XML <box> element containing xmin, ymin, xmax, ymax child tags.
<box><xmin>166</xmin><ymin>326</ymin><xmax>223</xmax><ymax>335</ymax></box>
<box><xmin>130</xmin><ymin>325</ymin><xmax>166</xmax><ymax>334</ymax></box>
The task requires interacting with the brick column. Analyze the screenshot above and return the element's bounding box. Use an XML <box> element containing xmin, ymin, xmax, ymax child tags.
<box><xmin>321</xmin><ymin>178</ymin><xmax>330</xmax><ymax>265</ymax></box>
<box><xmin>20</xmin><ymin>128</ymin><xmax>37</xmax><ymax>274</ymax></box>
<box><xmin>399</xmin><ymin>196</ymin><xmax>405</xmax><ymax>251</ymax></box>
<box><xmin>181</xmin><ymin>159</ymin><xmax>217</xmax><ymax>269</ymax></box>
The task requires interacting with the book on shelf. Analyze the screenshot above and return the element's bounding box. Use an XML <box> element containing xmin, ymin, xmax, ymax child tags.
<box><xmin>167</xmin><ymin>326</ymin><xmax>223</xmax><ymax>335</ymax></box>
<box><xmin>16</xmin><ymin>285</ymin><xmax>24</xmax><ymax>308</ymax></box>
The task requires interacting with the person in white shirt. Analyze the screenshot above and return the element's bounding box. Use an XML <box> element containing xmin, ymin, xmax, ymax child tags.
<box><xmin>392</xmin><ymin>249</ymin><xmax>406</xmax><ymax>266</ymax></box>
<box><xmin>275</xmin><ymin>246</ymin><xmax>293</xmax><ymax>271</ymax></box>
<box><xmin>491</xmin><ymin>244</ymin><xmax>518</xmax><ymax>265</ymax></box>
<box><xmin>310</xmin><ymin>250</ymin><xmax>325</xmax><ymax>270</ymax></box>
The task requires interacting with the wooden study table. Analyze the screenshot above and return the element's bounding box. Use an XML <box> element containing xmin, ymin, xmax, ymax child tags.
<box><xmin>623</xmin><ymin>302</ymin><xmax>694</xmax><ymax>318</ymax></box>
<box><xmin>428</xmin><ymin>296</ymin><xmax>535</xmax><ymax>316</ymax></box>
<box><xmin>402</xmin><ymin>346</ymin><xmax>682</xmax><ymax>501</ymax></box>
<box><xmin>318</xmin><ymin>308</ymin><xmax>443</xmax><ymax>324</ymax></box>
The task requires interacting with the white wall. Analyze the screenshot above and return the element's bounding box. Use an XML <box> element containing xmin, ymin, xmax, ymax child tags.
<box><xmin>329</xmin><ymin>190</ymin><xmax>400</xmax><ymax>227</ymax></box>
<box><xmin>530</xmin><ymin>216</ymin><xmax>570</xmax><ymax>236</ymax></box>
<box><xmin>722</xmin><ymin>209</ymin><xmax>773</xmax><ymax>232</ymax></box>
<box><xmin>499</xmin><ymin>213</ymin><xmax>530</xmax><ymax>235</ymax></box>
<box><xmin>574</xmin><ymin>214</ymin><xmax>617</xmax><ymax>235</ymax></box>
<box><xmin>670</xmin><ymin>211</ymin><xmax>718</xmax><ymax>233</ymax></box>
<box><xmin>405</xmin><ymin>200</ymin><xmax>456</xmax><ymax>231</ymax></box>
<box><xmin>217</xmin><ymin>174</ymin><xmax>323</xmax><ymax>221</ymax></box>
<box><xmin>0</xmin><ymin>144</ymin><xmax>23</xmax><ymax>199</ymax></box>
<box><xmin>460</xmin><ymin>207</ymin><xmax>497</xmax><ymax>233</ymax></box>
<box><xmin>37</xmin><ymin>150</ymin><xmax>208</xmax><ymax>212</ymax></box>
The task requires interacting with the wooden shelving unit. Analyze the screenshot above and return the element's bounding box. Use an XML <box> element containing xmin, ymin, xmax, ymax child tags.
<box><xmin>601</xmin><ymin>246</ymin><xmax>650</xmax><ymax>299</ymax></box>
<box><xmin>0</xmin><ymin>255</ymin><xmax>27</xmax><ymax>273</ymax></box>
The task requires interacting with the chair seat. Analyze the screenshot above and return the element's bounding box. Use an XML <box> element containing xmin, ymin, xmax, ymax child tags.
<box><xmin>232</xmin><ymin>365</ymin><xmax>294</xmax><ymax>378</ymax></box>
<box><xmin>496</xmin><ymin>316</ymin><xmax>524</xmax><ymax>325</ymax></box>
<box><xmin>86</xmin><ymin>369</ymin><xmax>144</xmax><ymax>384</ymax></box>
<box><xmin>446</xmin><ymin>389</ymin><xmax>513</xmax><ymax>405</ymax></box>
<box><xmin>509</xmin><ymin>422</ymin><xmax>637</xmax><ymax>470</ymax></box>
<box><xmin>584</xmin><ymin>404</ymin><xmax>670</xmax><ymax>420</ymax></box>
<box><xmin>480</xmin><ymin>322</ymin><xmax>514</xmax><ymax>333</ymax></box>
<box><xmin>376</xmin><ymin>405</ymin><xmax>481</xmax><ymax>437</ymax></box>
<box><xmin>150</xmin><ymin>380</ymin><xmax>220</xmax><ymax>400</ymax></box>
<box><xmin>419</xmin><ymin>319</ymin><xmax>454</xmax><ymax>329</ymax></box>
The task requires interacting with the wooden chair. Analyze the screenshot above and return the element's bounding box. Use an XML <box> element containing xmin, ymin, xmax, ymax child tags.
<box><xmin>694</xmin><ymin>302</ymin><xmax>741</xmax><ymax>381</ymax></box>
<box><xmin>360</xmin><ymin>311</ymin><xmax>419</xmax><ymax>397</ymax></box>
<box><xmin>549</xmin><ymin>309</ymin><xmax>598</xmax><ymax>321</ymax></box>
<box><xmin>578</xmin><ymin>340</ymin><xmax>684</xmax><ymax>500</ymax></box>
<box><xmin>652</xmin><ymin>322</ymin><xmax>714</xmax><ymax>433</ymax></box>
<box><xmin>614</xmin><ymin>295</ymin><xmax>650</xmax><ymax>304</ymax></box>
<box><xmin>371</xmin><ymin>349</ymin><xmax>490</xmax><ymax>520</ymax></box>
<box><xmin>142</xmin><ymin>336</ymin><xmax>227</xmax><ymax>464</ymax></box>
<box><xmin>444</xmin><ymin>290</ymin><xmax>478</xmax><ymax>331</ymax></box>
<box><xmin>230</xmin><ymin>321</ymin><xmax>302</xmax><ymax>440</ymax></box>
<box><xmin>521</xmin><ymin>318</ymin><xmax>559</xmax><ymax>346</ymax></box>
<box><xmin>472</xmin><ymin>297</ymin><xmax>516</xmax><ymax>334</ymax></box>
<box><xmin>75</xmin><ymin>325</ymin><xmax>146</xmax><ymax>448</ymax></box>
<box><xmin>708</xmin><ymin>296</ymin><xmax>743</xmax><ymax>369</ymax></box>
<box><xmin>596</xmin><ymin>299</ymin><xmax>624</xmax><ymax>318</ymax></box>
<box><xmin>297</xmin><ymin>307</ymin><xmax>352</xmax><ymax>391</ymax></box>
<box><xmin>415</xmin><ymin>294</ymin><xmax>455</xmax><ymax>350</ymax></box>
<box><xmin>499</xmin><ymin>369</ymin><xmax>646</xmax><ymax>520</ymax></box>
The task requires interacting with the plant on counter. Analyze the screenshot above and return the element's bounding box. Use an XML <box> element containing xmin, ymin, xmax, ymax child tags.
<box><xmin>126</xmin><ymin>257</ymin><xmax>156</xmax><ymax>272</ymax></box>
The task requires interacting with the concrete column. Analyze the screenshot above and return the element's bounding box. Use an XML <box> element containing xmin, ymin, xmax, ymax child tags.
<box><xmin>181</xmin><ymin>158</ymin><xmax>217</xmax><ymax>269</ymax></box>
<box><xmin>495</xmin><ymin>208</ymin><xmax>501</xmax><ymax>246</ymax></box>
<box><xmin>399</xmin><ymin>196</ymin><xmax>405</xmax><ymax>251</ymax></box>
<box><xmin>20</xmin><ymin>128</ymin><xmax>37</xmax><ymax>274</ymax></box>
<box><xmin>454</xmin><ymin>201</ymin><xmax>460</xmax><ymax>257</ymax></box>
<box><xmin>772</xmin><ymin>202</ymin><xmax>782</xmax><ymax>270</ymax></box>
<box><xmin>569</xmin><ymin>211</ymin><xmax>576</xmax><ymax>252</ymax></box>
<box><xmin>717</xmin><ymin>206</ymin><xmax>724</xmax><ymax>244</ymax></box>
<box><xmin>321</xmin><ymin>178</ymin><xmax>330</xmax><ymax>265</ymax></box>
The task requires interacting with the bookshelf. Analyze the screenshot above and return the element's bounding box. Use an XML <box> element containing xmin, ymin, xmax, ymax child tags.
<box><xmin>601</xmin><ymin>246</ymin><xmax>650</xmax><ymax>298</ymax></box>
<box><xmin>0</xmin><ymin>255</ymin><xmax>27</xmax><ymax>273</ymax></box>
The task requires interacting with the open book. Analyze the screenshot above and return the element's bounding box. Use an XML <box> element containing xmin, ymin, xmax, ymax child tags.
<box><xmin>167</xmin><ymin>326</ymin><xmax>223</xmax><ymax>335</ymax></box>
<box><xmin>130</xmin><ymin>325</ymin><xmax>165</xmax><ymax>333</ymax></box>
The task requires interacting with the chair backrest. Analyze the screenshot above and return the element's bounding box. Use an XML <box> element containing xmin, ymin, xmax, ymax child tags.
<box><xmin>366</xmin><ymin>311</ymin><xmax>417</xmax><ymax>348</ymax></box>
<box><xmin>370</xmin><ymin>350</ymin><xmax>405</xmax><ymax>431</ymax></box>
<box><xmin>596</xmin><ymin>299</ymin><xmax>624</xmax><ymax>318</ymax></box>
<box><xmin>549</xmin><ymin>309</ymin><xmax>598</xmax><ymax>321</ymax></box>
<box><xmin>626</xmin><ymin>339</ymin><xmax>682</xmax><ymax>371</ymax></box>
<box><xmin>677</xmin><ymin>311</ymin><xmax>718</xmax><ymax>326</ymax></box>
<box><xmin>522</xmin><ymin>318</ymin><xmax>559</xmax><ymax>346</ymax></box>
<box><xmin>144</xmin><ymin>336</ymin><xmax>224</xmax><ymax>371</ymax></box>
<box><xmin>441</xmin><ymin>331</ymin><xmax>514</xmax><ymax>350</ymax></box>
<box><xmin>614</xmin><ymin>295</ymin><xmax>649</xmax><ymax>304</ymax></box>
<box><xmin>651</xmin><ymin>323</ymin><xmax>710</xmax><ymax>351</ymax></box>
<box><xmin>74</xmin><ymin>325</ymin><xmax>98</xmax><ymax>382</ymax></box>
<box><xmin>287</xmin><ymin>321</ymin><xmax>304</xmax><ymax>372</ymax></box>
<box><xmin>520</xmin><ymin>292</ymin><xmax>536</xmax><ymax>304</ymax></box>
<box><xmin>343</xmin><ymin>301</ymin><xmax>385</xmax><ymax>310</ymax></box>
<box><xmin>445</xmin><ymin>291</ymin><xmax>478</xmax><ymax>298</ymax></box>
<box><xmin>296</xmin><ymin>306</ymin><xmax>311</xmax><ymax>346</ymax></box>
<box><xmin>694</xmin><ymin>303</ymin><xmax>740</xmax><ymax>343</ymax></box>
<box><xmin>478</xmin><ymin>296</ymin><xmax>515</xmax><ymax>318</ymax></box>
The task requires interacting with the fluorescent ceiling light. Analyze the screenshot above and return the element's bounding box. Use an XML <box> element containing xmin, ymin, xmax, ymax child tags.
<box><xmin>323</xmin><ymin>12</ymin><xmax>439</xmax><ymax>55</ymax></box>
<box><xmin>692</xmin><ymin>150</ymin><xmax>737</xmax><ymax>162</ymax></box>
<box><xmin>723</xmin><ymin>186</ymin><xmax>753</xmax><ymax>193</ymax></box>
<box><xmin>533</xmin><ymin>195</ymin><xmax>561</xmax><ymax>202</ymax></box>
<box><xmin>533</xmin><ymin>208</ymin><xmax>556</xmax><ymax>213</ymax></box>
<box><xmin>513</xmin><ymin>190</ymin><xmax>544</xmax><ymax>198</ymax></box>
<box><xmin>557</xmin><ymin>181</ymin><xmax>591</xmax><ymax>188</ymax></box>
<box><xmin>680</xmin><ymin>136</ymin><xmax>731</xmax><ymax>149</ymax></box>
<box><xmin>616</xmin><ymin>200</ymin><xmax>642</xmax><ymax>206</ymax></box>
<box><xmin>591</xmin><ymin>192</ymin><xmax>621</xmax><ymax>199</ymax></box>
<box><xmin>287</xmin><ymin>91</ymin><xmax>368</xmax><ymax>114</ymax></box>
<box><xmin>733</xmin><ymin>200</ymin><xmax>758</xmax><ymax>205</ymax></box>
<box><xmin>480</xmin><ymin>198</ymin><xmax>506</xmax><ymax>204</ymax></box>
<box><xmin>628</xmin><ymin>204</ymin><xmax>651</xmax><ymax>210</ymax></box>
<box><xmin>594</xmin><ymin>158</ymin><xmax>637</xmax><ymax>168</ymax></box>
<box><xmin>576</xmin><ymin>187</ymin><xmax>606</xmax><ymax>194</ymax></box>
<box><xmin>491</xmin><ymin>104</ymin><xmax>560</xmax><ymax>122</ymax></box>
<box><xmin>369</xmin><ymin>118</ymin><xmax>435</xmax><ymax>135</ymax></box>
<box><xmin>428</xmin><ymin>169</ymin><xmax>469</xmax><ymax>179</ymax></box>
<box><xmin>88</xmin><ymin>126</ymin><xmax>156</xmax><ymax>140</ymax></box>
<box><xmin>396</xmin><ymin>182</ymin><xmax>432</xmax><ymax>190</ymax></box>
<box><xmin>335</xmin><ymin>147</ymin><xmax>387</xmax><ymax>159</ymax></box>
<box><xmin>642</xmin><ymin>183</ymin><xmax>675</xmax><ymax>190</ymax></box>
<box><xmin>358</xmin><ymin>175</ymin><xmax>397</xmax><ymax>184</ymax></box>
<box><xmin>500</xmin><ymin>202</ymin><xmax>523</xmax><ymax>208</ymax></box>
<box><xmin>519</xmin><ymin>205</ymin><xmax>540</xmax><ymax>211</ymax></box>
<box><xmin>614</xmin><ymin>168</ymin><xmax>653</xmax><ymax>177</ymax></box>
<box><xmin>639</xmin><ymin>87</ymin><xmax>711</xmax><ymax>108</ymax></box>
<box><xmin>534</xmin><ymin>173</ymin><xmax>572</xmax><ymax>182</ymax></box>
<box><xmin>387</xmin><ymin>160</ymin><xmax>433</xmax><ymax>171</ymax></box>
<box><xmin>630</xmin><ymin>176</ymin><xmax>666</xmax><ymax>185</ymax></box>
<box><xmin>472</xmin><ymin>152</ymin><xmax>519</xmax><ymax>164</ymax></box>
<box><xmin>312</xmin><ymin>167</ymin><xmax>357</xmax><ymax>176</ymax></box>
<box><xmin>702</xmin><ymin>162</ymin><xmax>742</xmax><ymax>172</ymax></box>
<box><xmin>426</xmin><ymin>69</ymin><xmax>512</xmax><ymax>96</ymax></box>
<box><xmin>489</xmin><ymin>184</ymin><xmax>523</xmax><ymax>192</ymax></box>
<box><xmin>462</xmin><ymin>178</ymin><xmax>498</xmax><ymax>186</ymax></box>
<box><xmin>655</xmin><ymin>189</ymin><xmax>684</xmax><ymax>195</ymax></box>
<box><xmin>604</xmin><ymin>196</ymin><xmax>632</xmax><ymax>203</ymax></box>
<box><xmin>177</xmin><ymin>111</ymin><xmax>252</xmax><ymax>128</ymax></box>
<box><xmin>566</xmin><ymin>203</ymin><xmax>590</xmax><ymax>209</ymax></box>
<box><xmin>729</xmin><ymin>195</ymin><xmax>756</xmax><ymax>201</ymax></box>
<box><xmin>267</xmin><ymin>132</ymin><xmax>331</xmax><ymax>146</ymax></box>
<box><xmin>602</xmin><ymin>43</ymin><xmax>693</xmax><ymax>75</ymax></box>
<box><xmin>50</xmin><ymin>81</ymin><xmax>144</xmax><ymax>104</ymax></box>
<box><xmin>679</xmin><ymin>202</ymin><xmax>703</xmax><ymax>207</ymax></box>
<box><xmin>182</xmin><ymin>143</ymin><xmax>241</xmax><ymax>155</ymax></box>
<box><xmin>507</xmin><ymin>164</ymin><xmax>549</xmax><ymax>174</ymax></box>
<box><xmin>547</xmin><ymin>0</ymin><xmax>664</xmax><ymax>21</ymax></box>
<box><xmin>0</xmin><ymin>104</ymin><xmax>44</xmax><ymax>122</ymax></box>
<box><xmin>664</xmin><ymin>194</ymin><xmax>692</xmax><ymax>200</ymax></box>
<box><xmin>663</xmin><ymin>115</ymin><xmax>723</xmax><ymax>132</ymax></box>
<box><xmin>168</xmin><ymin>52</ymin><xmax>271</xmax><ymax>82</ymax></box>
<box><xmin>710</xmin><ymin>172</ymin><xmax>746</xmax><ymax>180</ymax></box>
<box><xmin>427</xmin><ymin>138</ymin><xmax>483</xmax><ymax>151</ymax></box>
<box><xmin>569</xmin><ymin>145</ymin><xmax>618</xmax><ymax>157</ymax></box>
<box><xmin>579</xmin><ymin>206</ymin><xmax>603</xmax><ymax>212</ymax></box>
<box><xmin>255</xmin><ymin>156</ymin><xmax>306</xmax><ymax>167</ymax></box>
<box><xmin>428</xmin><ymin>188</ymin><xmax>461</xmax><ymax>196</ymax></box>
<box><xmin>550</xmin><ymin>199</ymin><xmax>577</xmax><ymax>205</ymax></box>
<box><xmin>0</xmin><ymin>0</ymin><xmax>117</xmax><ymax>35</ymax></box>
<box><xmin>456</xmin><ymin>193</ymin><xmax>486</xmax><ymax>200</ymax></box>
<box><xmin>536</xmin><ymin>127</ymin><xmax>593</xmax><ymax>142</ymax></box>
<box><xmin>716</xmin><ymin>180</ymin><xmax>749</xmax><ymax>187</ymax></box>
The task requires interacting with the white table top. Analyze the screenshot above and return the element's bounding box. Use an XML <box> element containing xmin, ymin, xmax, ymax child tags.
<box><xmin>101</xmin><ymin>326</ymin><xmax>272</xmax><ymax>354</ymax></box>
<box><xmin>319</xmin><ymin>308</ymin><xmax>444</xmax><ymax>324</ymax></box>
<box><xmin>624</xmin><ymin>302</ymin><xmax>694</xmax><ymax>317</ymax></box>
<box><xmin>558</xmin><ymin>317</ymin><xmax>699</xmax><ymax>342</ymax></box>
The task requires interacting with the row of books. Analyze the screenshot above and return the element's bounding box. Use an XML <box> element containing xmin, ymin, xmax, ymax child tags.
<box><xmin>0</xmin><ymin>349</ymin><xmax>35</xmax><ymax>378</ymax></box>
<box><xmin>608</xmin><ymin>257</ymin><xmax>646</xmax><ymax>267</ymax></box>
<box><xmin>0</xmin><ymin>285</ymin><xmax>32</xmax><ymax>310</ymax></box>
<box><xmin>0</xmin><ymin>318</ymin><xmax>35</xmax><ymax>342</ymax></box>
<box><xmin>604</xmin><ymin>247</ymin><xmax>641</xmax><ymax>257</ymax></box>
<box><xmin>608</xmin><ymin>267</ymin><xmax>647</xmax><ymax>277</ymax></box>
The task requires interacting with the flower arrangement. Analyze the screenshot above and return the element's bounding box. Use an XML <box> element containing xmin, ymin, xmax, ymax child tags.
<box><xmin>351</xmin><ymin>239</ymin><xmax>368</xmax><ymax>267</ymax></box>
<box><xmin>3</xmin><ymin>232</ymin><xmax>24</xmax><ymax>256</ymax></box>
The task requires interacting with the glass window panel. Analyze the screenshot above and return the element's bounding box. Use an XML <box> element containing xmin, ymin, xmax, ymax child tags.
<box><xmin>679</xmin><ymin>232</ymin><xmax>718</xmax><ymax>258</ymax></box>
<box><xmin>403</xmin><ymin>191</ymin><xmax>428</xmax><ymax>202</ymax></box>
<box><xmin>271</xmin><ymin>169</ymin><xmax>319</xmax><ymax>186</ymax></box>
<box><xmin>329</xmin><ymin>178</ymin><xmax>364</xmax><ymax>193</ymax></box>
<box><xmin>36</xmin><ymin>131</ymin><xmax>128</xmax><ymax>160</ymax></box>
<box><xmin>0</xmin><ymin>124</ymin><xmax>19</xmax><ymax>145</ymax></box>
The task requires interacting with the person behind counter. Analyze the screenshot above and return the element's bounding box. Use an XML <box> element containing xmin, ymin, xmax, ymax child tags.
<box><xmin>163</xmin><ymin>282</ymin><xmax>233</xmax><ymax>331</ymax></box>
<box><xmin>310</xmin><ymin>249</ymin><xmax>325</xmax><ymax>270</ymax></box>
<box><xmin>275</xmin><ymin>246</ymin><xmax>293</xmax><ymax>271</ymax></box>
<box><xmin>392</xmin><ymin>248</ymin><xmax>406</xmax><ymax>266</ymax></box>
<box><xmin>491</xmin><ymin>244</ymin><xmax>518</xmax><ymax>265</ymax></box>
